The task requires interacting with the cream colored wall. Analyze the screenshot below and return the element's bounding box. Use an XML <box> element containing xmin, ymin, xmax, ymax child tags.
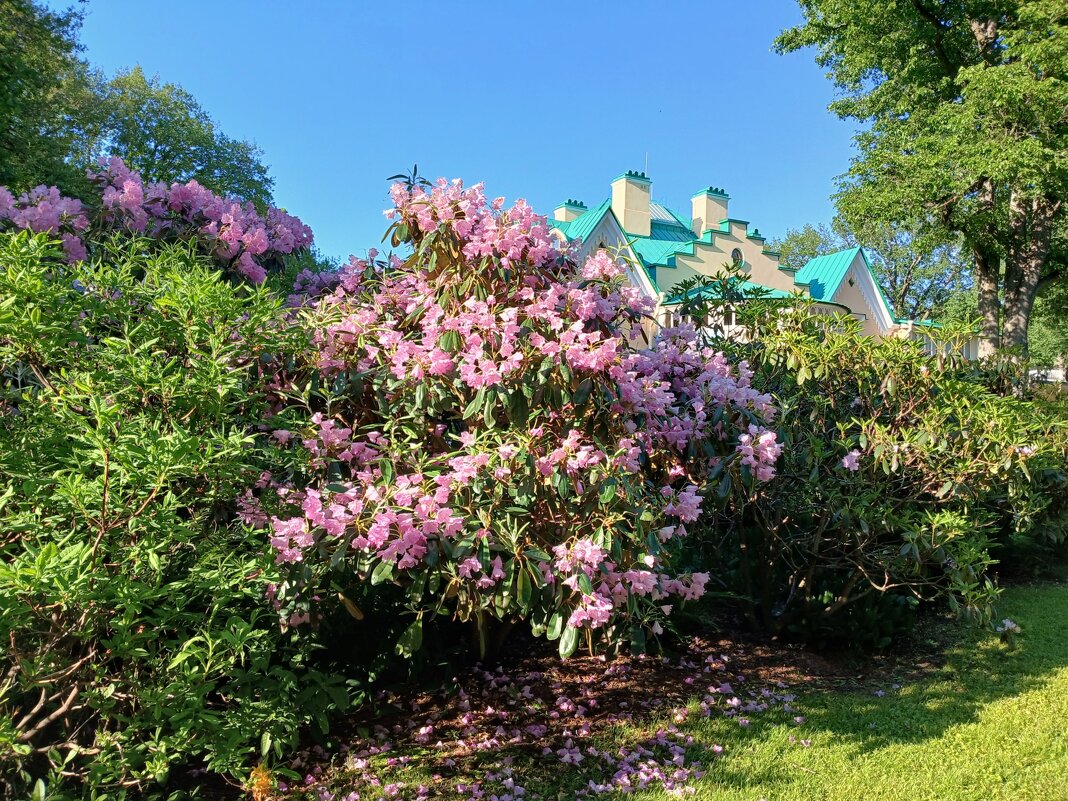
<box><xmin>611</xmin><ymin>177</ymin><xmax>651</xmax><ymax>236</ymax></box>
<box><xmin>649</xmin><ymin>259</ymin><xmax>702</xmax><ymax>295</ymax></box>
<box><xmin>554</xmin><ymin>205</ymin><xmax>584</xmax><ymax>222</ymax></box>
<box><xmin>830</xmin><ymin>272</ymin><xmax>884</xmax><ymax>337</ymax></box>
<box><xmin>655</xmin><ymin>231</ymin><xmax>802</xmax><ymax>296</ymax></box>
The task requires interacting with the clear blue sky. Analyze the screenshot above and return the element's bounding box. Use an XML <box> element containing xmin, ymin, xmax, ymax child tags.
<box><xmin>63</xmin><ymin>0</ymin><xmax>857</xmax><ymax>262</ymax></box>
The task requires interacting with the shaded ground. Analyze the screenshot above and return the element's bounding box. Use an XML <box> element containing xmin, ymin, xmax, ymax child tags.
<box><xmin>269</xmin><ymin>597</ymin><xmax>993</xmax><ymax>800</ymax></box>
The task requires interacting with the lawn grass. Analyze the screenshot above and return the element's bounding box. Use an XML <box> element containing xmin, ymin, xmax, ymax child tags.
<box><xmin>631</xmin><ymin>583</ymin><xmax>1068</xmax><ymax>801</ymax></box>
<box><xmin>288</xmin><ymin>583</ymin><xmax>1068</xmax><ymax>801</ymax></box>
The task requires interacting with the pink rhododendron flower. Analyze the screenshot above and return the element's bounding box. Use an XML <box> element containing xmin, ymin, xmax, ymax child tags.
<box><xmin>841</xmin><ymin>449</ymin><xmax>862</xmax><ymax>472</ymax></box>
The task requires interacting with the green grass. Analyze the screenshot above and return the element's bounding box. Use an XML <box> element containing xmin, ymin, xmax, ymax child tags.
<box><xmin>633</xmin><ymin>583</ymin><xmax>1068</xmax><ymax>801</ymax></box>
<box><xmin>291</xmin><ymin>583</ymin><xmax>1068</xmax><ymax>801</ymax></box>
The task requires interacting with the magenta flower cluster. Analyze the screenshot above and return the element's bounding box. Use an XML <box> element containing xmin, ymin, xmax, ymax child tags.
<box><xmin>0</xmin><ymin>158</ymin><xmax>312</xmax><ymax>281</ymax></box>
<box><xmin>253</xmin><ymin>177</ymin><xmax>783</xmax><ymax>646</ymax></box>
<box><xmin>0</xmin><ymin>185</ymin><xmax>90</xmax><ymax>263</ymax></box>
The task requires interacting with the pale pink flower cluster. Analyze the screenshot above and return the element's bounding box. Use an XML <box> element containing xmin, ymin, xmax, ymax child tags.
<box><xmin>388</xmin><ymin>178</ymin><xmax>558</xmax><ymax>268</ymax></box>
<box><xmin>92</xmin><ymin>157</ymin><xmax>312</xmax><ymax>282</ymax></box>
<box><xmin>736</xmin><ymin>425</ymin><xmax>784</xmax><ymax>482</ymax></box>
<box><xmin>0</xmin><ymin>159</ymin><xmax>312</xmax><ymax>281</ymax></box>
<box><xmin>0</xmin><ymin>185</ymin><xmax>90</xmax><ymax>262</ymax></box>
<box><xmin>263</xmin><ymin>177</ymin><xmax>783</xmax><ymax>639</ymax></box>
<box><xmin>841</xmin><ymin>449</ymin><xmax>862</xmax><ymax>472</ymax></box>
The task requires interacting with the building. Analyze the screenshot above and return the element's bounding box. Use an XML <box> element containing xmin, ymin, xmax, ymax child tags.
<box><xmin>550</xmin><ymin>171</ymin><xmax>976</xmax><ymax>357</ymax></box>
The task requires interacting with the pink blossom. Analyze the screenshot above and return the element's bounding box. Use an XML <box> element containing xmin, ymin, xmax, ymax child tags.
<box><xmin>841</xmin><ymin>449</ymin><xmax>862</xmax><ymax>472</ymax></box>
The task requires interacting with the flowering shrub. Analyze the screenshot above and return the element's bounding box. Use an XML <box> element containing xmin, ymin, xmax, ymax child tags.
<box><xmin>0</xmin><ymin>156</ymin><xmax>312</xmax><ymax>281</ymax></box>
<box><xmin>254</xmin><ymin>178</ymin><xmax>781</xmax><ymax>657</ymax></box>
<box><xmin>0</xmin><ymin>234</ymin><xmax>346</xmax><ymax>796</ymax></box>
<box><xmin>674</xmin><ymin>272</ymin><xmax>1068</xmax><ymax>647</ymax></box>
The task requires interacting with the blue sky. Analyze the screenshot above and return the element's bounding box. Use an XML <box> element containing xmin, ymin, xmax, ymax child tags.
<box><xmin>63</xmin><ymin>0</ymin><xmax>857</xmax><ymax>261</ymax></box>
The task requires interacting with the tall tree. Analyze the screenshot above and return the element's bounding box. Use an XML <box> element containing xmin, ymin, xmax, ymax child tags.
<box><xmin>777</xmin><ymin>0</ymin><xmax>1068</xmax><ymax>356</ymax></box>
<box><xmin>0</xmin><ymin>0</ymin><xmax>91</xmax><ymax>194</ymax></box>
<box><xmin>91</xmin><ymin>67</ymin><xmax>274</xmax><ymax>207</ymax></box>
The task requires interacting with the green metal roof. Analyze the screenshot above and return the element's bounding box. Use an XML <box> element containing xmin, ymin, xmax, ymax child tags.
<box><xmin>630</xmin><ymin>237</ymin><xmax>693</xmax><ymax>266</ymax></box>
<box><xmin>792</xmin><ymin>247</ymin><xmax>900</xmax><ymax>322</ymax></box>
<box><xmin>549</xmin><ymin>198</ymin><xmax>612</xmax><ymax>243</ymax></box>
<box><xmin>791</xmin><ymin>247</ymin><xmax>860</xmax><ymax>300</ymax></box>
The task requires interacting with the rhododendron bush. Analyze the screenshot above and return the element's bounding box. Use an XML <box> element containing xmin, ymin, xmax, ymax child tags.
<box><xmin>255</xmin><ymin>178</ymin><xmax>782</xmax><ymax>656</ymax></box>
<box><xmin>673</xmin><ymin>274</ymin><xmax>1068</xmax><ymax>648</ymax></box>
<box><xmin>0</xmin><ymin>156</ymin><xmax>312</xmax><ymax>281</ymax></box>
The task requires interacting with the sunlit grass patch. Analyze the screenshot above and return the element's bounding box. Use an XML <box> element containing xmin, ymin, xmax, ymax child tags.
<box><xmin>281</xmin><ymin>584</ymin><xmax>1068</xmax><ymax>801</ymax></box>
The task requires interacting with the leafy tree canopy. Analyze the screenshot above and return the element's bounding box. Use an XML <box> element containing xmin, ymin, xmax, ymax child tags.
<box><xmin>0</xmin><ymin>3</ymin><xmax>274</xmax><ymax>206</ymax></box>
<box><xmin>0</xmin><ymin>0</ymin><xmax>89</xmax><ymax>193</ymax></box>
<box><xmin>777</xmin><ymin>0</ymin><xmax>1068</xmax><ymax>354</ymax></box>
<box><xmin>92</xmin><ymin>67</ymin><xmax>274</xmax><ymax>207</ymax></box>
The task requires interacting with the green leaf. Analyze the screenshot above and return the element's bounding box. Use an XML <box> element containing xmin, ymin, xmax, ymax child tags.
<box><xmin>573</xmin><ymin>378</ymin><xmax>593</xmax><ymax>407</ymax></box>
<box><xmin>558</xmin><ymin>625</ymin><xmax>578</xmax><ymax>658</ymax></box>
<box><xmin>546</xmin><ymin>611</ymin><xmax>564</xmax><ymax>641</ymax></box>
<box><xmin>371</xmin><ymin>561</ymin><xmax>395</xmax><ymax>585</ymax></box>
<box><xmin>576</xmin><ymin>572</ymin><xmax>594</xmax><ymax>596</ymax></box>
<box><xmin>395</xmin><ymin>619</ymin><xmax>423</xmax><ymax>658</ymax></box>
<box><xmin>630</xmin><ymin>624</ymin><xmax>647</xmax><ymax>655</ymax></box>
<box><xmin>463</xmin><ymin>389</ymin><xmax>486</xmax><ymax>420</ymax></box>
<box><xmin>517</xmin><ymin>568</ymin><xmax>532</xmax><ymax>609</ymax></box>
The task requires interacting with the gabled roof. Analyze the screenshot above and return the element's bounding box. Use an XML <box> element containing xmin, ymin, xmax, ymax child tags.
<box><xmin>792</xmin><ymin>247</ymin><xmax>860</xmax><ymax>300</ymax></box>
<box><xmin>793</xmin><ymin>247</ymin><xmax>900</xmax><ymax>331</ymax></box>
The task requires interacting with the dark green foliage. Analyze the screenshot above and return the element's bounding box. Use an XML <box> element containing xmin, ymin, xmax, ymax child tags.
<box><xmin>0</xmin><ymin>234</ymin><xmax>349</xmax><ymax>797</ymax></box>
<box><xmin>675</xmin><ymin>271</ymin><xmax>1067</xmax><ymax>647</ymax></box>
<box><xmin>0</xmin><ymin>0</ymin><xmax>94</xmax><ymax>195</ymax></box>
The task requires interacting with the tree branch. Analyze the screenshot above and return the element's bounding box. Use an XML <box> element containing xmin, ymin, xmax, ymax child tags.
<box><xmin>909</xmin><ymin>0</ymin><xmax>960</xmax><ymax>78</ymax></box>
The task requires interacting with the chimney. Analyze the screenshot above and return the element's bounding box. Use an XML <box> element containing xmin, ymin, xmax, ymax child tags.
<box><xmin>691</xmin><ymin>186</ymin><xmax>730</xmax><ymax>236</ymax></box>
<box><xmin>553</xmin><ymin>199</ymin><xmax>587</xmax><ymax>222</ymax></box>
<box><xmin>610</xmin><ymin>171</ymin><xmax>651</xmax><ymax>236</ymax></box>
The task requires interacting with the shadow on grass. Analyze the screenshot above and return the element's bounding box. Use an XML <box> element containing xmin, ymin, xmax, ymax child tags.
<box><xmin>284</xmin><ymin>583</ymin><xmax>1068</xmax><ymax>800</ymax></box>
<box><xmin>690</xmin><ymin>582</ymin><xmax>1068</xmax><ymax>797</ymax></box>
<box><xmin>796</xmin><ymin>583</ymin><xmax>1068</xmax><ymax>747</ymax></box>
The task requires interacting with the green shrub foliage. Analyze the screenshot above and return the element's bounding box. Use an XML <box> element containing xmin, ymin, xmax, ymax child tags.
<box><xmin>0</xmin><ymin>234</ymin><xmax>348</xmax><ymax>796</ymax></box>
<box><xmin>674</xmin><ymin>270</ymin><xmax>1068</xmax><ymax>647</ymax></box>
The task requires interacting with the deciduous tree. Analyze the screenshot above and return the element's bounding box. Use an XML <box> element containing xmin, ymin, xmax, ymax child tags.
<box><xmin>777</xmin><ymin>0</ymin><xmax>1068</xmax><ymax>356</ymax></box>
<box><xmin>91</xmin><ymin>67</ymin><xmax>274</xmax><ymax>207</ymax></box>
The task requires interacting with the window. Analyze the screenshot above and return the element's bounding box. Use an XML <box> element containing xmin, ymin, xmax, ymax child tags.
<box><xmin>731</xmin><ymin>248</ymin><xmax>744</xmax><ymax>268</ymax></box>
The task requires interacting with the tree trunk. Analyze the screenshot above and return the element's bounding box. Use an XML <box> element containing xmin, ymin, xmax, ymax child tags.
<box><xmin>974</xmin><ymin>246</ymin><xmax>1000</xmax><ymax>358</ymax></box>
<box><xmin>970</xmin><ymin>177</ymin><xmax>1001</xmax><ymax>359</ymax></box>
<box><xmin>1002</xmin><ymin>195</ymin><xmax>1061</xmax><ymax>356</ymax></box>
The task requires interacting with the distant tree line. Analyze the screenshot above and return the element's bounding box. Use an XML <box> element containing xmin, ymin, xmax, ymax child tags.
<box><xmin>1</xmin><ymin>0</ymin><xmax>273</xmax><ymax>207</ymax></box>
